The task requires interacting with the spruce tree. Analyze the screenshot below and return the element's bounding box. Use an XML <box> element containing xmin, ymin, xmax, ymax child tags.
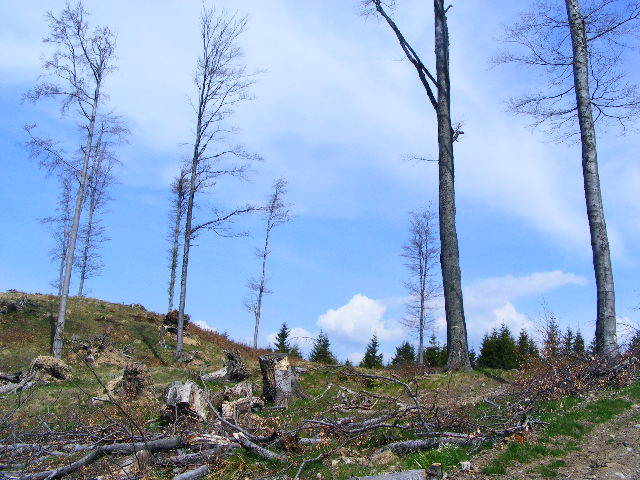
<box><xmin>478</xmin><ymin>325</ymin><xmax>517</xmax><ymax>369</ymax></box>
<box><xmin>424</xmin><ymin>333</ymin><xmax>447</xmax><ymax>368</ymax></box>
<box><xmin>360</xmin><ymin>335</ymin><xmax>384</xmax><ymax>369</ymax></box>
<box><xmin>391</xmin><ymin>341</ymin><xmax>416</xmax><ymax>366</ymax></box>
<box><xmin>628</xmin><ymin>330</ymin><xmax>640</xmax><ymax>356</ymax></box>
<box><xmin>543</xmin><ymin>316</ymin><xmax>562</xmax><ymax>358</ymax></box>
<box><xmin>573</xmin><ymin>330</ymin><xmax>586</xmax><ymax>355</ymax></box>
<box><xmin>563</xmin><ymin>328</ymin><xmax>575</xmax><ymax>354</ymax></box>
<box><xmin>273</xmin><ymin>322</ymin><xmax>290</xmax><ymax>353</ymax></box>
<box><xmin>309</xmin><ymin>332</ymin><xmax>337</xmax><ymax>364</ymax></box>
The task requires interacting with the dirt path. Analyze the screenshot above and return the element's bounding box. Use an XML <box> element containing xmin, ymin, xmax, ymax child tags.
<box><xmin>451</xmin><ymin>404</ymin><xmax>640</xmax><ymax>479</ymax></box>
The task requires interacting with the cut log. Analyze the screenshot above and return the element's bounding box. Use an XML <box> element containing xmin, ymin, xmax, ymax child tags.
<box><xmin>350</xmin><ymin>470</ymin><xmax>427</xmax><ymax>480</ymax></box>
<box><xmin>172</xmin><ymin>465</ymin><xmax>209</xmax><ymax>480</ymax></box>
<box><xmin>258</xmin><ymin>353</ymin><xmax>306</xmax><ymax>407</ymax></box>
<box><xmin>233</xmin><ymin>432</ymin><xmax>286</xmax><ymax>462</ymax></box>
<box><xmin>165</xmin><ymin>381</ymin><xmax>207</xmax><ymax>420</ymax></box>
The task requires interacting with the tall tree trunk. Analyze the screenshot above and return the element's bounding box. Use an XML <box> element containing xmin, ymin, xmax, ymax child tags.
<box><xmin>434</xmin><ymin>0</ymin><xmax>470</xmax><ymax>371</ymax></box>
<box><xmin>564</xmin><ymin>0</ymin><xmax>617</xmax><ymax>358</ymax></box>
<box><xmin>176</xmin><ymin>173</ymin><xmax>196</xmax><ymax>361</ymax></box>
<box><xmin>77</xmin><ymin>202</ymin><xmax>94</xmax><ymax>297</ymax></box>
<box><xmin>176</xmin><ymin>113</ymin><xmax>202</xmax><ymax>360</ymax></box>
<box><xmin>417</xmin><ymin>253</ymin><xmax>426</xmax><ymax>365</ymax></box>
<box><xmin>168</xmin><ymin>190</ymin><xmax>184</xmax><ymax>313</ymax></box>
<box><xmin>252</xmin><ymin>232</ymin><xmax>270</xmax><ymax>349</ymax></box>
<box><xmin>52</xmin><ymin>84</ymin><xmax>100</xmax><ymax>359</ymax></box>
<box><xmin>77</xmin><ymin>157</ymin><xmax>99</xmax><ymax>297</ymax></box>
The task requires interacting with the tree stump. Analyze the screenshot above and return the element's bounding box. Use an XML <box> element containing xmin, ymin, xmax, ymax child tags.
<box><xmin>202</xmin><ymin>350</ymin><xmax>249</xmax><ymax>382</ymax></box>
<box><xmin>165</xmin><ymin>380</ymin><xmax>207</xmax><ymax>420</ymax></box>
<box><xmin>258</xmin><ymin>353</ymin><xmax>305</xmax><ymax>407</ymax></box>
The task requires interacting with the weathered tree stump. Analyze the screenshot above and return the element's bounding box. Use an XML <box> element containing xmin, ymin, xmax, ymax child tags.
<box><xmin>202</xmin><ymin>350</ymin><xmax>249</xmax><ymax>382</ymax></box>
<box><xmin>258</xmin><ymin>353</ymin><xmax>305</xmax><ymax>407</ymax></box>
<box><xmin>165</xmin><ymin>380</ymin><xmax>207</xmax><ymax>420</ymax></box>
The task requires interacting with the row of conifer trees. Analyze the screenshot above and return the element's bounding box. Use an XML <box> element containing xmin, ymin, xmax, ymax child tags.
<box><xmin>272</xmin><ymin>321</ymin><xmax>640</xmax><ymax>370</ymax></box>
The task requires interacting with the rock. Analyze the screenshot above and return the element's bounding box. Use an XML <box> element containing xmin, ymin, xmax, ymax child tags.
<box><xmin>165</xmin><ymin>380</ymin><xmax>207</xmax><ymax>420</ymax></box>
<box><xmin>460</xmin><ymin>460</ymin><xmax>471</xmax><ymax>471</ymax></box>
<box><xmin>30</xmin><ymin>356</ymin><xmax>71</xmax><ymax>380</ymax></box>
<box><xmin>259</xmin><ymin>353</ymin><xmax>306</xmax><ymax>407</ymax></box>
<box><xmin>350</xmin><ymin>470</ymin><xmax>426</xmax><ymax>480</ymax></box>
<box><xmin>129</xmin><ymin>303</ymin><xmax>147</xmax><ymax>311</ymax></box>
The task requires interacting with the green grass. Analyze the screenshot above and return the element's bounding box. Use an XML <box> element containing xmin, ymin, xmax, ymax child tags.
<box><xmin>403</xmin><ymin>445</ymin><xmax>470</xmax><ymax>471</ymax></box>
<box><xmin>483</xmin><ymin>380</ymin><xmax>639</xmax><ymax>475</ymax></box>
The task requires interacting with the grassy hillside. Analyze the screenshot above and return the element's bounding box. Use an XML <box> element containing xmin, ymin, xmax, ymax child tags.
<box><xmin>1</xmin><ymin>291</ymin><xmax>637</xmax><ymax>479</ymax></box>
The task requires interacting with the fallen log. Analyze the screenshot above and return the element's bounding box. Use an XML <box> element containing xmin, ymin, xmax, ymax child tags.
<box><xmin>172</xmin><ymin>464</ymin><xmax>210</xmax><ymax>480</ymax></box>
<box><xmin>350</xmin><ymin>471</ymin><xmax>427</xmax><ymax>480</ymax></box>
<box><xmin>233</xmin><ymin>433</ymin><xmax>285</xmax><ymax>462</ymax></box>
<box><xmin>14</xmin><ymin>436</ymin><xmax>187</xmax><ymax>480</ymax></box>
<box><xmin>375</xmin><ymin>435</ymin><xmax>481</xmax><ymax>455</ymax></box>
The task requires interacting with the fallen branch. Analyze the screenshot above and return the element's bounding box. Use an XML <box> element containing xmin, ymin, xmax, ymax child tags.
<box><xmin>172</xmin><ymin>465</ymin><xmax>209</xmax><ymax>480</ymax></box>
<box><xmin>13</xmin><ymin>436</ymin><xmax>187</xmax><ymax>480</ymax></box>
<box><xmin>233</xmin><ymin>433</ymin><xmax>285</xmax><ymax>462</ymax></box>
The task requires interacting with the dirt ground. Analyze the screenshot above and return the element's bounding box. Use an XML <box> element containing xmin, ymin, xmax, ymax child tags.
<box><xmin>451</xmin><ymin>404</ymin><xmax>640</xmax><ymax>480</ymax></box>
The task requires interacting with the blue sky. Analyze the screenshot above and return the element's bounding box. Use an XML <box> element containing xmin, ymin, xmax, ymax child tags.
<box><xmin>1</xmin><ymin>0</ymin><xmax>639</xmax><ymax>363</ymax></box>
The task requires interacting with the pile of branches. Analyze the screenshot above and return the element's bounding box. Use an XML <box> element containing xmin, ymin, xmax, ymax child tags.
<box><xmin>1</xmin><ymin>353</ymin><xmax>636</xmax><ymax>480</ymax></box>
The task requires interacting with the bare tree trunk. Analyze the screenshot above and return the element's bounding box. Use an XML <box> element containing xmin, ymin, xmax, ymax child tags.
<box><xmin>564</xmin><ymin>0</ymin><xmax>617</xmax><ymax>358</ymax></box>
<box><xmin>52</xmin><ymin>84</ymin><xmax>100</xmax><ymax>359</ymax></box>
<box><xmin>77</xmin><ymin>200</ymin><xmax>94</xmax><ymax>297</ymax></box>
<box><xmin>176</xmin><ymin>164</ymin><xmax>197</xmax><ymax>361</ymax></box>
<box><xmin>252</xmin><ymin>233</ymin><xmax>269</xmax><ymax>349</ymax></box>
<box><xmin>167</xmin><ymin>173</ymin><xmax>186</xmax><ymax>313</ymax></box>
<box><xmin>434</xmin><ymin>0</ymin><xmax>470</xmax><ymax>371</ymax></box>
<box><xmin>57</xmin><ymin>245</ymin><xmax>66</xmax><ymax>297</ymax></box>
<box><xmin>417</xmin><ymin>253</ymin><xmax>426</xmax><ymax>365</ymax></box>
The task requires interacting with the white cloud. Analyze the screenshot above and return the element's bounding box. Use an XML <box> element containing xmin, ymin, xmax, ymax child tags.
<box><xmin>317</xmin><ymin>294</ymin><xmax>405</xmax><ymax>344</ymax></box>
<box><xmin>347</xmin><ymin>352</ymin><xmax>364</xmax><ymax>365</ymax></box>
<box><xmin>266</xmin><ymin>326</ymin><xmax>317</xmax><ymax>353</ymax></box>
<box><xmin>434</xmin><ymin>270</ymin><xmax>589</xmax><ymax>346</ymax></box>
<box><xmin>194</xmin><ymin>319</ymin><xmax>215</xmax><ymax>331</ymax></box>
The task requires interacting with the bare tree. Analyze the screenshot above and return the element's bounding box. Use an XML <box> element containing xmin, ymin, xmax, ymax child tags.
<box><xmin>497</xmin><ymin>0</ymin><xmax>640</xmax><ymax>358</ymax></box>
<box><xmin>25</xmin><ymin>2</ymin><xmax>118</xmax><ymax>359</ymax></box>
<box><xmin>246</xmin><ymin>178</ymin><xmax>293</xmax><ymax>349</ymax></box>
<box><xmin>42</xmin><ymin>175</ymin><xmax>74</xmax><ymax>295</ymax></box>
<box><xmin>175</xmin><ymin>7</ymin><xmax>259</xmax><ymax>361</ymax></box>
<box><xmin>363</xmin><ymin>0</ymin><xmax>471</xmax><ymax>369</ymax></box>
<box><xmin>77</xmin><ymin>117</ymin><xmax>127</xmax><ymax>296</ymax></box>
<box><xmin>401</xmin><ymin>207</ymin><xmax>440</xmax><ymax>365</ymax></box>
<box><xmin>166</xmin><ymin>168</ymin><xmax>189</xmax><ymax>313</ymax></box>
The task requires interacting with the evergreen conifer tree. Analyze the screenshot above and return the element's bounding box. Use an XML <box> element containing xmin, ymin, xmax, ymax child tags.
<box><xmin>543</xmin><ymin>315</ymin><xmax>562</xmax><ymax>358</ymax></box>
<box><xmin>478</xmin><ymin>325</ymin><xmax>518</xmax><ymax>369</ymax></box>
<box><xmin>628</xmin><ymin>330</ymin><xmax>640</xmax><ymax>356</ymax></box>
<box><xmin>573</xmin><ymin>330</ymin><xmax>586</xmax><ymax>355</ymax></box>
<box><xmin>309</xmin><ymin>332</ymin><xmax>337</xmax><ymax>364</ymax></box>
<box><xmin>424</xmin><ymin>333</ymin><xmax>447</xmax><ymax>368</ymax></box>
<box><xmin>360</xmin><ymin>335</ymin><xmax>384</xmax><ymax>369</ymax></box>
<box><xmin>273</xmin><ymin>322</ymin><xmax>290</xmax><ymax>353</ymax></box>
<box><xmin>563</xmin><ymin>328</ymin><xmax>575</xmax><ymax>354</ymax></box>
<box><xmin>391</xmin><ymin>341</ymin><xmax>416</xmax><ymax>366</ymax></box>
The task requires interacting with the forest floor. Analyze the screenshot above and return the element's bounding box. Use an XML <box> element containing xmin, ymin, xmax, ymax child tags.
<box><xmin>1</xmin><ymin>291</ymin><xmax>638</xmax><ymax>480</ymax></box>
